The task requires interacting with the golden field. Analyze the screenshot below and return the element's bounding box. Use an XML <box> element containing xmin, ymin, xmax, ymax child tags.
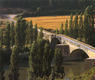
<box><xmin>25</xmin><ymin>15</ymin><xmax>85</xmax><ymax>30</ymax></box>
<box><xmin>25</xmin><ymin>16</ymin><xmax>72</xmax><ymax>30</ymax></box>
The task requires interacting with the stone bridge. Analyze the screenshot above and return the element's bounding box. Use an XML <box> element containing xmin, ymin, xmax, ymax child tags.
<box><xmin>42</xmin><ymin>30</ymin><xmax>95</xmax><ymax>59</ymax></box>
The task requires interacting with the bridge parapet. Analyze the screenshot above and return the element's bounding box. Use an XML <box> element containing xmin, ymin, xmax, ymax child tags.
<box><xmin>42</xmin><ymin>30</ymin><xmax>95</xmax><ymax>58</ymax></box>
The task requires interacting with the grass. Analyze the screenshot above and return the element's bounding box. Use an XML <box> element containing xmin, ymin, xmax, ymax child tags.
<box><xmin>72</xmin><ymin>67</ymin><xmax>95</xmax><ymax>80</ymax></box>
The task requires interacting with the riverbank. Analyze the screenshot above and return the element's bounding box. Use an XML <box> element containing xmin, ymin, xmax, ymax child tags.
<box><xmin>72</xmin><ymin>67</ymin><xmax>95</xmax><ymax>80</ymax></box>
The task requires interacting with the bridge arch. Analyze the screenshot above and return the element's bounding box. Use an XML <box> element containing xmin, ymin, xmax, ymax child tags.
<box><xmin>70</xmin><ymin>49</ymin><xmax>89</xmax><ymax>60</ymax></box>
<box><xmin>51</xmin><ymin>37</ymin><xmax>61</xmax><ymax>49</ymax></box>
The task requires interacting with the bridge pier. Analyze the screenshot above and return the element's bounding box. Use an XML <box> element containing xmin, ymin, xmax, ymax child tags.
<box><xmin>56</xmin><ymin>44</ymin><xmax>70</xmax><ymax>57</ymax></box>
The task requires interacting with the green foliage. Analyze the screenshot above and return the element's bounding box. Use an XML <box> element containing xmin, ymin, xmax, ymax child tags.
<box><xmin>26</xmin><ymin>21</ymin><xmax>33</xmax><ymax>44</ymax></box>
<box><xmin>83</xmin><ymin>6</ymin><xmax>95</xmax><ymax>45</ymax></box>
<box><xmin>4</xmin><ymin>22</ymin><xmax>11</xmax><ymax>49</ymax></box>
<box><xmin>9</xmin><ymin>46</ymin><xmax>19</xmax><ymax>80</ymax></box>
<box><xmin>64</xmin><ymin>20</ymin><xmax>68</xmax><ymax>35</ymax></box>
<box><xmin>28</xmin><ymin>39</ymin><xmax>53</xmax><ymax>78</ymax></box>
<box><xmin>43</xmin><ymin>42</ymin><xmax>51</xmax><ymax>75</ymax></box>
<box><xmin>0</xmin><ymin>48</ymin><xmax>5</xmax><ymax>80</ymax></box>
<box><xmin>10</xmin><ymin>46</ymin><xmax>19</xmax><ymax>68</ymax></box>
<box><xmin>69</xmin><ymin>14</ymin><xmax>73</xmax><ymax>37</ymax></box>
<box><xmin>33</xmin><ymin>24</ymin><xmax>38</xmax><ymax>41</ymax></box>
<box><xmin>73</xmin><ymin>14</ymin><xmax>78</xmax><ymax>39</ymax></box>
<box><xmin>15</xmin><ymin>17</ymin><xmax>26</xmax><ymax>49</ymax></box>
<box><xmin>54</xmin><ymin>48</ymin><xmax>63</xmax><ymax>72</ymax></box>
<box><xmin>59</xmin><ymin>23</ymin><xmax>64</xmax><ymax>34</ymax></box>
<box><xmin>10</xmin><ymin>22</ymin><xmax>15</xmax><ymax>47</ymax></box>
<box><xmin>72</xmin><ymin>67</ymin><xmax>95</xmax><ymax>80</ymax></box>
<box><xmin>38</xmin><ymin>27</ymin><xmax>43</xmax><ymax>40</ymax></box>
<box><xmin>0</xmin><ymin>29</ymin><xmax>3</xmax><ymax>48</ymax></box>
<box><xmin>56</xmin><ymin>28</ymin><xmax>59</xmax><ymax>34</ymax></box>
<box><xmin>78</xmin><ymin>13</ymin><xmax>84</xmax><ymax>40</ymax></box>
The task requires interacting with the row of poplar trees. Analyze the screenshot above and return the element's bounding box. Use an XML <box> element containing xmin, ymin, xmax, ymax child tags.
<box><xmin>0</xmin><ymin>16</ymin><xmax>64</xmax><ymax>80</ymax></box>
<box><xmin>57</xmin><ymin>6</ymin><xmax>95</xmax><ymax>46</ymax></box>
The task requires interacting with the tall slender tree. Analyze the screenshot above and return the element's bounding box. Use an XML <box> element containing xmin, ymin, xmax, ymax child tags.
<box><xmin>64</xmin><ymin>20</ymin><xmax>68</xmax><ymax>35</ymax></box>
<box><xmin>54</xmin><ymin>48</ymin><xmax>63</xmax><ymax>74</ymax></box>
<box><xmin>15</xmin><ymin>17</ymin><xmax>26</xmax><ymax>49</ymax></box>
<box><xmin>4</xmin><ymin>22</ymin><xmax>11</xmax><ymax>49</ymax></box>
<box><xmin>0</xmin><ymin>29</ymin><xmax>3</xmax><ymax>48</ymax></box>
<box><xmin>73</xmin><ymin>14</ymin><xmax>78</xmax><ymax>39</ymax></box>
<box><xmin>38</xmin><ymin>27</ymin><xmax>43</xmax><ymax>40</ymax></box>
<box><xmin>9</xmin><ymin>46</ymin><xmax>19</xmax><ymax>80</ymax></box>
<box><xmin>10</xmin><ymin>22</ymin><xmax>15</xmax><ymax>47</ymax></box>
<box><xmin>43</xmin><ymin>42</ymin><xmax>51</xmax><ymax>76</ymax></box>
<box><xmin>84</xmin><ymin>6</ymin><xmax>95</xmax><ymax>46</ymax></box>
<box><xmin>78</xmin><ymin>13</ymin><xmax>83</xmax><ymax>40</ymax></box>
<box><xmin>33</xmin><ymin>24</ymin><xmax>38</xmax><ymax>41</ymax></box>
<box><xmin>56</xmin><ymin>28</ymin><xmax>59</xmax><ymax>34</ymax></box>
<box><xmin>69</xmin><ymin>14</ymin><xmax>73</xmax><ymax>37</ymax></box>
<box><xmin>28</xmin><ymin>41</ymin><xmax>37</xmax><ymax>80</ymax></box>
<box><xmin>26</xmin><ymin>21</ymin><xmax>33</xmax><ymax>44</ymax></box>
<box><xmin>0</xmin><ymin>48</ymin><xmax>5</xmax><ymax>80</ymax></box>
<box><xmin>59</xmin><ymin>23</ymin><xmax>64</xmax><ymax>34</ymax></box>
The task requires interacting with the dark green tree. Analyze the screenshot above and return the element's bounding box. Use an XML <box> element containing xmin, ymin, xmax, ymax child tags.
<box><xmin>0</xmin><ymin>48</ymin><xmax>5</xmax><ymax>80</ymax></box>
<box><xmin>54</xmin><ymin>48</ymin><xmax>63</xmax><ymax>72</ymax></box>
<box><xmin>59</xmin><ymin>23</ymin><xmax>64</xmax><ymax>34</ymax></box>
<box><xmin>84</xmin><ymin>6</ymin><xmax>95</xmax><ymax>46</ymax></box>
<box><xmin>38</xmin><ymin>27</ymin><xmax>43</xmax><ymax>40</ymax></box>
<box><xmin>64</xmin><ymin>20</ymin><xmax>68</xmax><ymax>35</ymax></box>
<box><xmin>78</xmin><ymin>13</ymin><xmax>84</xmax><ymax>40</ymax></box>
<box><xmin>9</xmin><ymin>46</ymin><xmax>19</xmax><ymax>80</ymax></box>
<box><xmin>69</xmin><ymin>14</ymin><xmax>73</xmax><ymax>37</ymax></box>
<box><xmin>56</xmin><ymin>28</ymin><xmax>59</xmax><ymax>34</ymax></box>
<box><xmin>4</xmin><ymin>22</ymin><xmax>11</xmax><ymax>49</ymax></box>
<box><xmin>15</xmin><ymin>17</ymin><xmax>26</xmax><ymax>49</ymax></box>
<box><xmin>26</xmin><ymin>21</ymin><xmax>33</xmax><ymax>44</ymax></box>
<box><xmin>10</xmin><ymin>22</ymin><xmax>15</xmax><ymax>47</ymax></box>
<box><xmin>43</xmin><ymin>42</ymin><xmax>51</xmax><ymax>76</ymax></box>
<box><xmin>33</xmin><ymin>24</ymin><xmax>38</xmax><ymax>41</ymax></box>
<box><xmin>28</xmin><ymin>41</ymin><xmax>37</xmax><ymax>80</ymax></box>
<box><xmin>0</xmin><ymin>29</ymin><xmax>3</xmax><ymax>48</ymax></box>
<box><xmin>83</xmin><ymin>6</ymin><xmax>92</xmax><ymax>43</ymax></box>
<box><xmin>73</xmin><ymin>14</ymin><xmax>78</xmax><ymax>39</ymax></box>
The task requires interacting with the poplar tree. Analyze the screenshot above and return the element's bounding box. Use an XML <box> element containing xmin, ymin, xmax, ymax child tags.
<box><xmin>0</xmin><ymin>29</ymin><xmax>3</xmax><ymax>48</ymax></box>
<box><xmin>0</xmin><ymin>48</ymin><xmax>5</xmax><ymax>80</ymax></box>
<box><xmin>26</xmin><ymin>21</ymin><xmax>33</xmax><ymax>44</ymax></box>
<box><xmin>84</xmin><ymin>6</ymin><xmax>95</xmax><ymax>46</ymax></box>
<box><xmin>43</xmin><ymin>42</ymin><xmax>51</xmax><ymax>75</ymax></box>
<box><xmin>4</xmin><ymin>22</ymin><xmax>11</xmax><ymax>49</ymax></box>
<box><xmin>64</xmin><ymin>20</ymin><xmax>68</xmax><ymax>35</ymax></box>
<box><xmin>54</xmin><ymin>48</ymin><xmax>63</xmax><ymax>73</ymax></box>
<box><xmin>73</xmin><ymin>14</ymin><xmax>78</xmax><ymax>39</ymax></box>
<box><xmin>9</xmin><ymin>46</ymin><xmax>19</xmax><ymax>80</ymax></box>
<box><xmin>33</xmin><ymin>24</ymin><xmax>38</xmax><ymax>41</ymax></box>
<box><xmin>15</xmin><ymin>17</ymin><xmax>21</xmax><ymax>47</ymax></box>
<box><xmin>78</xmin><ymin>13</ymin><xmax>83</xmax><ymax>40</ymax></box>
<box><xmin>10</xmin><ymin>22</ymin><xmax>15</xmax><ymax>47</ymax></box>
<box><xmin>59</xmin><ymin>23</ymin><xmax>64</xmax><ymax>34</ymax></box>
<box><xmin>56</xmin><ymin>28</ymin><xmax>59</xmax><ymax>34</ymax></box>
<box><xmin>84</xmin><ymin>6</ymin><xmax>92</xmax><ymax>43</ymax></box>
<box><xmin>69</xmin><ymin>14</ymin><xmax>73</xmax><ymax>37</ymax></box>
<box><xmin>28</xmin><ymin>41</ymin><xmax>37</xmax><ymax>80</ymax></box>
<box><xmin>38</xmin><ymin>27</ymin><xmax>43</xmax><ymax>40</ymax></box>
<box><xmin>15</xmin><ymin>17</ymin><xmax>26</xmax><ymax>49</ymax></box>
